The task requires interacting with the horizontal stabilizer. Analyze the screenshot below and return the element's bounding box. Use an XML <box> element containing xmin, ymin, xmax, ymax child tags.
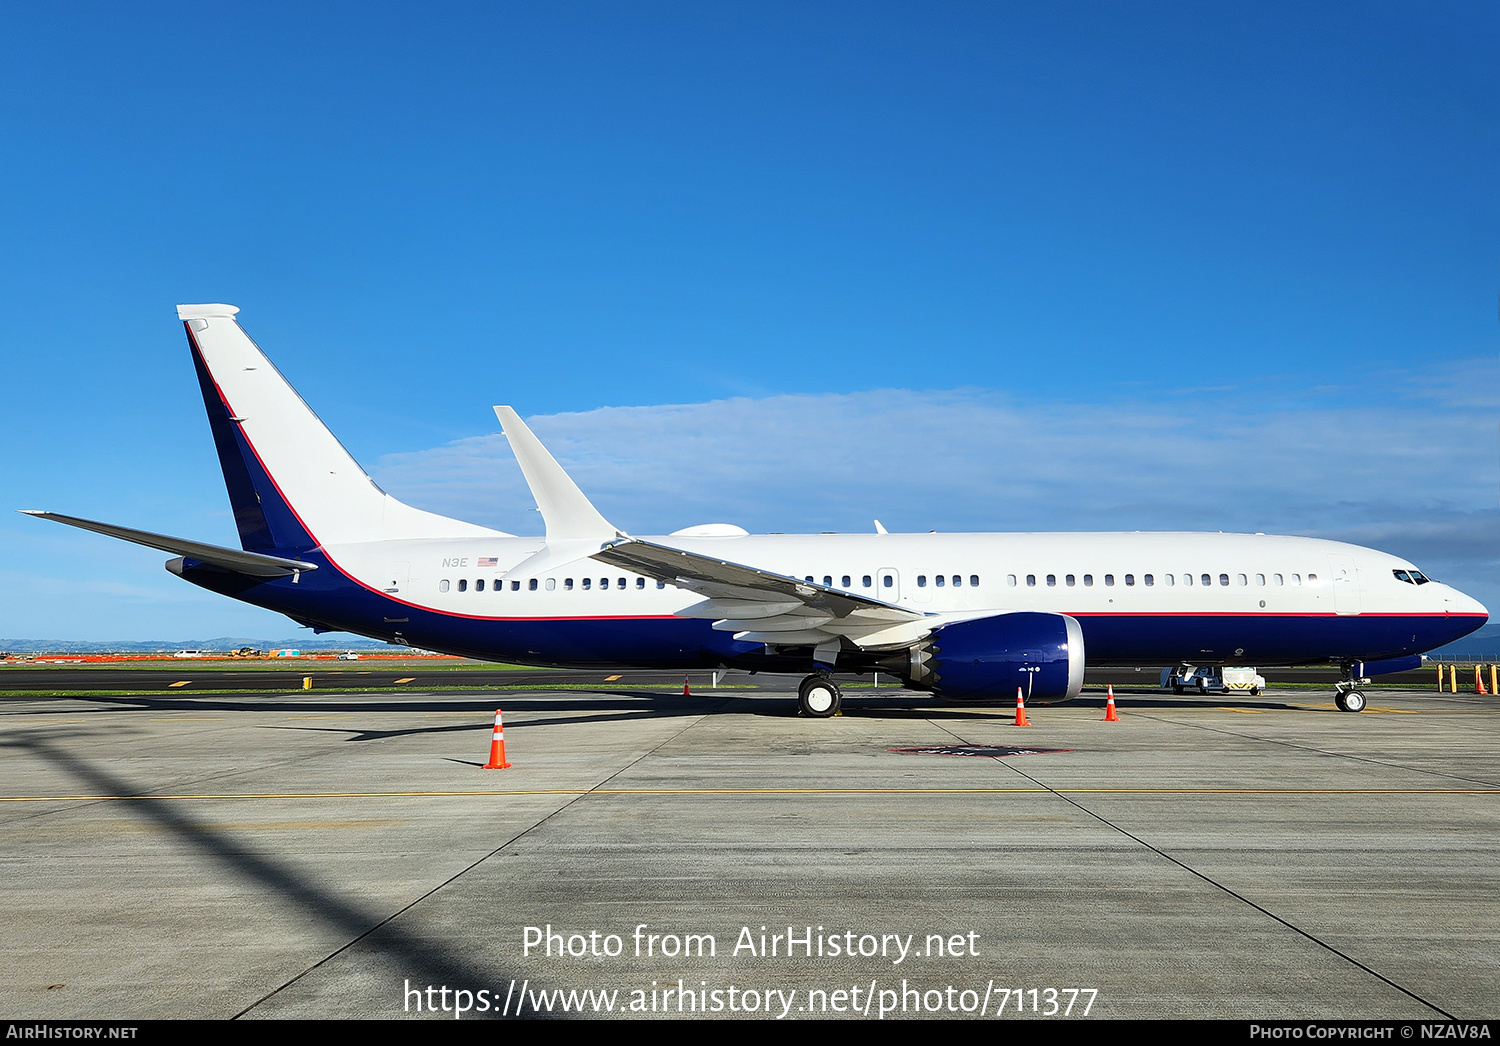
<box><xmin>22</xmin><ymin>511</ymin><xmax>318</xmax><ymax>578</ymax></box>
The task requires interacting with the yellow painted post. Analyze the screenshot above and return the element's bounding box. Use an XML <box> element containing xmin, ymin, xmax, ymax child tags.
<box><xmin>1438</xmin><ymin>663</ymin><xmax>1445</xmax><ymax>691</ymax></box>
<box><xmin>1451</xmin><ymin>664</ymin><xmax>1459</xmax><ymax>694</ymax></box>
<box><xmin>302</xmin><ymin>676</ymin><xmax>312</xmax><ymax>690</ymax></box>
<box><xmin>1490</xmin><ymin>664</ymin><xmax>1496</xmax><ymax>695</ymax></box>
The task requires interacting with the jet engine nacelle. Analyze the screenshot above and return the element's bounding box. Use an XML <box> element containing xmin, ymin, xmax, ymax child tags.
<box><xmin>924</xmin><ymin>611</ymin><xmax>1085</xmax><ymax>702</ymax></box>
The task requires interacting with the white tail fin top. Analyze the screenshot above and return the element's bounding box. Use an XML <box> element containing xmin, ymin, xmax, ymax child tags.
<box><xmin>181</xmin><ymin>305</ymin><xmax>505</xmax><ymax>546</ymax></box>
<box><xmin>493</xmin><ymin>406</ymin><xmax>620</xmax><ymax>543</ymax></box>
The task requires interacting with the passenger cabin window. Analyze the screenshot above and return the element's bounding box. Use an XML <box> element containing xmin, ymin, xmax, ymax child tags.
<box><xmin>582</xmin><ymin>578</ymin><xmax>591</xmax><ymax>590</ymax></box>
<box><xmin>1307</xmin><ymin>573</ymin><xmax>1318</xmax><ymax>582</ymax></box>
<box><xmin>863</xmin><ymin>575</ymin><xmax>872</xmax><ymax>588</ymax></box>
<box><xmin>565</xmin><ymin>578</ymin><xmax>574</xmax><ymax>590</ymax></box>
<box><xmin>883</xmin><ymin>575</ymin><xmax>893</xmax><ymax>588</ymax></box>
<box><xmin>841</xmin><ymin>575</ymin><xmax>851</xmax><ymax>587</ymax></box>
<box><xmin>1124</xmin><ymin>574</ymin><xmax>1134</xmax><ymax>586</ymax></box>
<box><xmin>1219</xmin><ymin>574</ymin><xmax>1229</xmax><ymax>586</ymax></box>
<box><xmin>823</xmin><ymin>576</ymin><xmax>833</xmax><ymax>587</ymax></box>
<box><xmin>545</xmin><ymin>578</ymin><xmax>556</xmax><ymax>591</ymax></box>
<box><xmin>935</xmin><ymin>575</ymin><xmax>945</xmax><ymax>587</ymax></box>
<box><xmin>970</xmin><ymin>575</ymin><xmax>979</xmax><ymax>587</ymax></box>
<box><xmin>511</xmin><ymin>580</ymin><xmax>521</xmax><ymax>591</ymax></box>
<box><xmin>1255</xmin><ymin>574</ymin><xmax>1265</xmax><ymax>586</ymax></box>
<box><xmin>1237</xmin><ymin>574</ymin><xmax>1247</xmax><ymax>586</ymax></box>
<box><xmin>917</xmin><ymin>575</ymin><xmax>927</xmax><ymax>587</ymax></box>
<box><xmin>476</xmin><ymin>579</ymin><xmax>485</xmax><ymax>592</ymax></box>
<box><xmin>1104</xmin><ymin>574</ymin><xmax>1115</xmax><ymax>587</ymax></box>
<box><xmin>458</xmin><ymin>579</ymin><xmax>467</xmax><ymax>592</ymax></box>
<box><xmin>1066</xmin><ymin>574</ymin><xmax>1076</xmax><ymax>587</ymax></box>
<box><xmin>1047</xmin><ymin>574</ymin><xmax>1056</xmax><ymax>587</ymax></box>
<box><xmin>1163</xmin><ymin>574</ymin><xmax>1174</xmax><ymax>586</ymax></box>
<box><xmin>1291</xmin><ymin>574</ymin><xmax>1301</xmax><ymax>586</ymax></box>
<box><xmin>618</xmin><ymin>578</ymin><xmax>626</xmax><ymax>589</ymax></box>
<box><xmin>439</xmin><ymin>579</ymin><xmax>450</xmax><ymax>593</ymax></box>
<box><xmin>1182</xmin><ymin>573</ymin><xmax>1192</xmax><ymax>586</ymax></box>
<box><xmin>637</xmin><ymin>578</ymin><xmax>646</xmax><ymax>589</ymax></box>
<box><xmin>1201</xmin><ymin>574</ymin><xmax>1211</xmax><ymax>587</ymax></box>
<box><xmin>1143</xmin><ymin>574</ymin><xmax>1153</xmax><ymax>586</ymax></box>
<box><xmin>528</xmin><ymin>579</ymin><xmax>538</xmax><ymax>591</ymax></box>
<box><xmin>952</xmin><ymin>575</ymin><xmax>962</xmax><ymax>588</ymax></box>
<box><xmin>1027</xmin><ymin>575</ymin><xmax>1036</xmax><ymax>587</ymax></box>
<box><xmin>1007</xmin><ymin>574</ymin><xmax>1017</xmax><ymax>587</ymax></box>
<box><xmin>1083</xmin><ymin>574</ymin><xmax>1093</xmax><ymax>587</ymax></box>
<box><xmin>1273</xmin><ymin>574</ymin><xmax>1283</xmax><ymax>586</ymax></box>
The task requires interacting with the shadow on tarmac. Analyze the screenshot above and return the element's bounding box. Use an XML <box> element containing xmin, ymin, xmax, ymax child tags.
<box><xmin>1</xmin><ymin>732</ymin><xmax>567</xmax><ymax>1019</ymax></box>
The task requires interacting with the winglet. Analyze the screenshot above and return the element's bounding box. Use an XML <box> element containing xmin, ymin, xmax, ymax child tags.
<box><xmin>493</xmin><ymin>407</ymin><xmax>620</xmax><ymax>542</ymax></box>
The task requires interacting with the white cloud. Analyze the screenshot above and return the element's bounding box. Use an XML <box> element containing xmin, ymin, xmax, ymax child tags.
<box><xmin>373</xmin><ymin>371</ymin><xmax>1500</xmax><ymax>608</ymax></box>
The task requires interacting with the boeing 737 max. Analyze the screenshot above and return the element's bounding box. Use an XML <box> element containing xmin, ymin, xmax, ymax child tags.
<box><xmin>26</xmin><ymin>305</ymin><xmax>1488</xmax><ymax>716</ymax></box>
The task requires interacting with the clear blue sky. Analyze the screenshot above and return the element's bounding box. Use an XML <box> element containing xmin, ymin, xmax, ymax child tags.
<box><xmin>2</xmin><ymin>1</ymin><xmax>1496</xmax><ymax>639</ymax></box>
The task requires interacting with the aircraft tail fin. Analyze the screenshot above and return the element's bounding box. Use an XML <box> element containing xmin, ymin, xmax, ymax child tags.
<box><xmin>178</xmin><ymin>304</ymin><xmax>504</xmax><ymax>551</ymax></box>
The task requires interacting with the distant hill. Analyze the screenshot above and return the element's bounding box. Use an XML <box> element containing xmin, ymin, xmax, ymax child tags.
<box><xmin>1426</xmin><ymin>624</ymin><xmax>1500</xmax><ymax>660</ymax></box>
<box><xmin>0</xmin><ymin>636</ymin><xmax>397</xmax><ymax>654</ymax></box>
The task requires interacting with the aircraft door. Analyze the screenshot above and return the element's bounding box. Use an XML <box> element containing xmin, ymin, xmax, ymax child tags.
<box><xmin>1328</xmin><ymin>554</ymin><xmax>1360</xmax><ymax>616</ymax></box>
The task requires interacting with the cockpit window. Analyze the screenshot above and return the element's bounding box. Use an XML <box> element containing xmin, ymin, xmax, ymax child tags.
<box><xmin>1393</xmin><ymin>569</ymin><xmax>1431</xmax><ymax>585</ymax></box>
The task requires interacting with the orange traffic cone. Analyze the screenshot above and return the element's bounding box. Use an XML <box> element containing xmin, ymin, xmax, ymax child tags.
<box><xmin>483</xmin><ymin>708</ymin><xmax>512</xmax><ymax>769</ymax></box>
<box><xmin>1013</xmin><ymin>686</ymin><xmax>1030</xmax><ymax>727</ymax></box>
<box><xmin>1104</xmin><ymin>685</ymin><xmax>1120</xmax><ymax>722</ymax></box>
<box><xmin>1476</xmin><ymin>665</ymin><xmax>1488</xmax><ymax>695</ymax></box>
<box><xmin>683</xmin><ymin>676</ymin><xmax>691</xmax><ymax>696</ymax></box>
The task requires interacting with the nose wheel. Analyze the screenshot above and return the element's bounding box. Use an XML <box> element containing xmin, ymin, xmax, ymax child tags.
<box><xmin>1334</xmin><ymin>689</ymin><xmax>1366</xmax><ymax>713</ymax></box>
<box><xmin>798</xmin><ymin>674</ymin><xmax>842</xmax><ymax>718</ymax></box>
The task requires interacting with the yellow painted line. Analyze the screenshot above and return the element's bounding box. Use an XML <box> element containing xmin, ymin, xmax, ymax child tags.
<box><xmin>168</xmin><ymin>681</ymin><xmax>191</xmax><ymax>688</ymax></box>
<box><xmin>394</xmin><ymin>677</ymin><xmax>416</xmax><ymax>684</ymax></box>
<box><xmin>605</xmin><ymin>675</ymin><xmax>622</xmax><ymax>681</ymax></box>
<box><xmin>148</xmin><ymin>717</ymin><xmax>226</xmax><ymax>721</ymax></box>
<box><xmin>1</xmin><ymin>787</ymin><xmax>1495</xmax><ymax>803</ymax></box>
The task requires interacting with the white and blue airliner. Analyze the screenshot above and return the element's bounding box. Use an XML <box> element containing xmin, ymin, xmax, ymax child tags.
<box><xmin>26</xmin><ymin>305</ymin><xmax>1488</xmax><ymax>717</ymax></box>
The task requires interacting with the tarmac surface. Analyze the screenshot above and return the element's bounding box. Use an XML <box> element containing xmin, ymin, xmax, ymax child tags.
<box><xmin>2</xmin><ymin>669</ymin><xmax>1496</xmax><ymax>1020</ymax></box>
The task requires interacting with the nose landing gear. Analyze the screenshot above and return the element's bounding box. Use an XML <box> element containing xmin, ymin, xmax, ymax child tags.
<box><xmin>1335</xmin><ymin>665</ymin><xmax>1369</xmax><ymax>713</ymax></box>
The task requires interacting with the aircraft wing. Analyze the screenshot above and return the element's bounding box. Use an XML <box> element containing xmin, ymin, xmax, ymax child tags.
<box><xmin>21</xmin><ymin>511</ymin><xmax>318</xmax><ymax>578</ymax></box>
<box><xmin>591</xmin><ymin>537</ymin><xmax>932</xmax><ymax>652</ymax></box>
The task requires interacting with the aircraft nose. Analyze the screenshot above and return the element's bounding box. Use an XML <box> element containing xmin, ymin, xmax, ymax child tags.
<box><xmin>1447</xmin><ymin>588</ymin><xmax>1489</xmax><ymax>621</ymax></box>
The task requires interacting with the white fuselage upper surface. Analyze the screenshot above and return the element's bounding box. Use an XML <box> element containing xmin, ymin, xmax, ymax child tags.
<box><xmin>326</xmin><ymin>530</ymin><xmax>1480</xmax><ymax>624</ymax></box>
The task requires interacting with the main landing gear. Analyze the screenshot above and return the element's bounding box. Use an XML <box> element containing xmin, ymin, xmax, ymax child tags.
<box><xmin>798</xmin><ymin>673</ymin><xmax>842</xmax><ymax>718</ymax></box>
